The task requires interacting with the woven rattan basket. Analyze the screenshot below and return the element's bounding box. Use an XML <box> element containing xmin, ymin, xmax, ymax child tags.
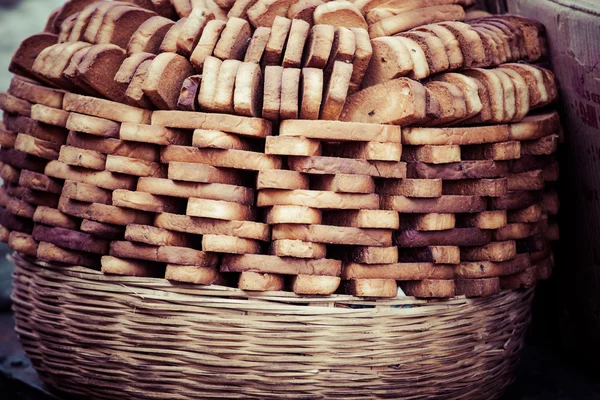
<box><xmin>11</xmin><ymin>253</ymin><xmax>533</xmax><ymax>400</ymax></box>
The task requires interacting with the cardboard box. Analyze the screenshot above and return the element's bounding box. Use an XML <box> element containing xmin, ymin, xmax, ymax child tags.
<box><xmin>509</xmin><ymin>0</ymin><xmax>600</xmax><ymax>364</ymax></box>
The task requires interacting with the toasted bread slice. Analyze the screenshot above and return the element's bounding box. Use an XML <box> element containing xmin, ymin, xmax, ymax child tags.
<box><xmin>272</xmin><ymin>224</ymin><xmax>391</xmax><ymax>247</ymax></box>
<box><xmin>262</xmin><ymin>16</ymin><xmax>292</xmax><ymax>66</ymax></box>
<box><xmin>401</xmin><ymin>279</ymin><xmax>454</xmax><ymax>298</ymax></box>
<box><xmin>161</xmin><ymin>146</ymin><xmax>282</xmax><ymax>171</ymax></box>
<box><xmin>400</xmin><ymin>31</ymin><xmax>449</xmax><ymax>75</ymax></box>
<box><xmin>302</xmin><ymin>24</ymin><xmax>335</xmax><ymax>69</ymax></box>
<box><xmin>177</xmin><ymin>8</ymin><xmax>215</xmax><ymax>57</ymax></box>
<box><xmin>377</xmin><ymin>178</ymin><xmax>442</xmax><ymax>198</ymax></box>
<box><xmin>95</xmin><ymin>5</ymin><xmax>156</xmax><ymax>49</ymax></box>
<box><xmin>172</xmin><ymin>0</ymin><xmax>193</xmax><ymax>18</ymax></box>
<box><xmin>265</xmin><ymin>205</ymin><xmax>322</xmax><ymax>224</ymax></box>
<box><xmin>369</xmin><ymin>4</ymin><xmax>465</xmax><ymax>38</ymax></box>
<box><xmin>244</xmin><ymin>26</ymin><xmax>271</xmax><ymax>63</ymax></box>
<box><xmin>429</xmin><ymin>72</ymin><xmax>483</xmax><ymax>119</ymax></box>
<box><xmin>314</xmin><ymin>1</ymin><xmax>367</xmax><ymax>30</ymax></box>
<box><xmin>439</xmin><ymin>21</ymin><xmax>486</xmax><ymax>67</ymax></box>
<box><xmin>214</xmin><ymin>59</ymin><xmax>242</xmax><ymax>113</ymax></box>
<box><xmin>9</xmin><ymin>33</ymin><xmax>59</xmax><ymax>85</ymax></box>
<box><xmin>143</xmin><ymin>52</ymin><xmax>194</xmax><ymax>110</ymax></box>
<box><xmin>257</xmin><ymin>188</ymin><xmax>379</xmax><ymax>210</ymax></box>
<box><xmin>177</xmin><ymin>75</ymin><xmax>202</xmax><ymax>111</ymax></box>
<box><xmin>320</xmin><ymin>61</ymin><xmax>353</xmax><ymax>121</ymax></box>
<box><xmin>256</xmin><ymin>170</ymin><xmax>309</xmax><ymax>190</ymax></box>
<box><xmin>270</xmin><ymin>240</ymin><xmax>326</xmax><ymax>259</ymax></box>
<box><xmin>282</xmin><ymin>19</ymin><xmax>310</xmax><ymax>68</ymax></box>
<box><xmin>197</xmin><ymin>56</ymin><xmax>223</xmax><ymax>111</ymax></box>
<box><xmin>213</xmin><ymin>17</ymin><xmax>252</xmax><ymax>60</ymax></box>
<box><xmin>114</xmin><ymin>52</ymin><xmax>156</xmax><ymax>95</ymax></box>
<box><xmin>299</xmin><ymin>67</ymin><xmax>323</xmax><ymax>120</ymax></box>
<box><xmin>227</xmin><ymin>0</ymin><xmax>258</xmax><ymax>19</ymax></box>
<box><xmin>287</xmin><ymin>0</ymin><xmax>323</xmax><ymax>24</ymax></box>
<box><xmin>234</xmin><ymin>62</ymin><xmax>264</xmax><ymax>117</ymax></box>
<box><xmin>340</xmin><ymin>78</ymin><xmax>426</xmax><ymax>125</ymax></box>
<box><xmin>190</xmin><ymin>19</ymin><xmax>226</xmax><ymax>71</ymax></box>
<box><xmin>279</xmin><ymin>67</ymin><xmax>300</xmax><ymax>120</ymax></box>
<box><xmin>75</xmin><ymin>44</ymin><xmax>127</xmax><ymax>103</ymax></box>
<box><xmin>310</xmin><ymin>174</ymin><xmax>375</xmax><ymax>194</ymax></box>
<box><xmin>159</xmin><ymin>17</ymin><xmax>188</xmax><ymax>53</ymax></box>
<box><xmin>363</xmin><ymin>37</ymin><xmax>413</xmax><ymax>87</ymax></box>
<box><xmin>262</xmin><ymin>65</ymin><xmax>284</xmax><ymax>120</ymax></box>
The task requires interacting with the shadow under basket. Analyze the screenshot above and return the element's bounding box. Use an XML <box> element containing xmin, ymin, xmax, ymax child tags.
<box><xmin>11</xmin><ymin>253</ymin><xmax>534</xmax><ymax>400</ymax></box>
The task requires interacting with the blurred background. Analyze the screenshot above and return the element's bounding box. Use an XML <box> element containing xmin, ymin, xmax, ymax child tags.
<box><xmin>0</xmin><ymin>0</ymin><xmax>65</xmax><ymax>309</ymax></box>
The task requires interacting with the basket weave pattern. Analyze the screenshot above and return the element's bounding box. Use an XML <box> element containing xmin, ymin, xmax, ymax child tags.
<box><xmin>12</xmin><ymin>254</ymin><xmax>533</xmax><ymax>400</ymax></box>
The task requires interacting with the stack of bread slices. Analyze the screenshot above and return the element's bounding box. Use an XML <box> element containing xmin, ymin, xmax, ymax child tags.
<box><xmin>0</xmin><ymin>0</ymin><xmax>559</xmax><ymax>298</ymax></box>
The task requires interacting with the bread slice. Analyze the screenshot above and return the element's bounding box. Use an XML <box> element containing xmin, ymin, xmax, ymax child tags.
<box><xmin>323</xmin><ymin>209</ymin><xmax>399</xmax><ymax>229</ymax></box>
<box><xmin>341</xmin><ymin>78</ymin><xmax>426</xmax><ymax>125</ymax></box>
<box><xmin>366</xmin><ymin>0</ymin><xmax>469</xmax><ymax>23</ymax></box>
<box><xmin>19</xmin><ymin>170</ymin><xmax>62</xmax><ymax>194</ymax></box>
<box><xmin>508</xmin><ymin>111</ymin><xmax>559</xmax><ymax>141</ymax></box>
<box><xmin>262</xmin><ymin>16</ymin><xmax>292</xmax><ymax>66</ymax></box>
<box><xmin>247</xmin><ymin>0</ymin><xmax>297</xmax><ymax>28</ymax></box>
<box><xmin>397</xmin><ymin>246</ymin><xmax>459</xmax><ymax>264</ymax></box>
<box><xmin>80</xmin><ymin>2</ymin><xmax>122</xmax><ymax>43</ymax></box>
<box><xmin>58</xmin><ymin>145</ymin><xmax>106</xmax><ymax>171</ymax></box>
<box><xmin>150</xmin><ymin>0</ymin><xmax>177</xmax><ymax>19</ymax></box>
<box><xmin>45</xmin><ymin>160</ymin><xmax>137</xmax><ymax>190</ymax></box>
<box><xmin>172</xmin><ymin>0</ymin><xmax>193</xmax><ymax>18</ymax></box>
<box><xmin>256</xmin><ymin>170</ymin><xmax>309</xmax><ymax>190</ymax></box>
<box><xmin>155</xmin><ymin>212</ymin><xmax>269</xmax><ymax>241</ymax></box>
<box><xmin>0</xmin><ymin>92</ymin><xmax>32</xmax><ymax>117</ymax></box>
<box><xmin>287</xmin><ymin>0</ymin><xmax>323</xmax><ymax>24</ymax></box>
<box><xmin>320</xmin><ymin>61</ymin><xmax>353</xmax><ymax>120</ymax></box>
<box><xmin>270</xmin><ymin>239</ymin><xmax>325</xmax><ymax>258</ymax></box>
<box><xmin>161</xmin><ymin>146</ymin><xmax>282</xmax><ymax>171</ymax></box>
<box><xmin>33</xmin><ymin>206</ymin><xmax>78</xmax><ymax>230</ymax></box>
<box><xmin>442</xmin><ymin>178</ymin><xmax>507</xmax><ymax>197</ymax></box>
<box><xmin>194</xmin><ymin>0</ymin><xmax>228</xmax><ymax>21</ymax></box>
<box><xmin>152</xmin><ymin>109</ymin><xmax>272</xmax><ymax>137</ymax></box>
<box><xmin>520</xmin><ymin>135</ymin><xmax>558</xmax><ymax>156</ymax></box>
<box><xmin>508</xmin><ymin>204</ymin><xmax>544</xmax><ymax>224</ymax></box>
<box><xmin>67</xmin><ymin>130</ymin><xmax>160</xmax><ymax>161</ymax></box>
<box><xmin>400</xmin><ymin>31</ymin><xmax>449</xmax><ymax>75</ymax></box>
<box><xmin>8</xmin><ymin>77</ymin><xmax>64</xmax><ymax>109</ymax></box>
<box><xmin>213</xmin><ymin>59</ymin><xmax>242</xmax><ymax>113</ymax></box>
<box><xmin>238</xmin><ymin>271</ymin><xmax>285</xmax><ymax>291</ymax></box>
<box><xmin>342</xmin><ymin>262</ymin><xmax>454</xmax><ymax>281</ymax></box>
<box><xmin>266</xmin><ymin>136</ymin><xmax>321</xmax><ymax>156</ymax></box>
<box><xmin>473</xmin><ymin>25</ymin><xmax>507</xmax><ymax>64</ymax></box>
<box><xmin>213</xmin><ymin>17</ymin><xmax>252</xmax><ymax>60</ymax></box>
<box><xmin>493</xmin><ymin>69</ymin><xmax>516</xmax><ymax>122</ymax></box>
<box><xmin>192</xmin><ymin>129</ymin><xmax>254</xmax><ymax>151</ymax></box>
<box><xmin>455</xmin><ymin>277</ymin><xmax>500</xmax><ymax>297</ymax></box>
<box><xmin>302</xmin><ymin>24</ymin><xmax>334</xmax><ymax>69</ymax></box>
<box><xmin>381</xmin><ymin>195</ymin><xmax>485</xmax><ymax>213</ymax></box>
<box><xmin>429</xmin><ymin>72</ymin><xmax>483</xmax><ymax>119</ymax></box>
<box><xmin>278</xmin><ymin>68</ymin><xmax>301</xmax><ymax>120</ymax></box>
<box><xmin>202</xmin><ymin>234</ymin><xmax>262</xmax><ymax>254</ymax></box>
<box><xmin>461</xmin><ymin>141</ymin><xmax>521</xmax><ymax>161</ymax></box>
<box><xmin>299</xmin><ymin>67</ymin><xmax>323</xmax><ymax>120</ymax></box>
<box><xmin>363</xmin><ymin>37</ymin><xmax>413</xmax><ymax>88</ymax></box>
<box><xmin>124</xmin><ymin>59</ymin><xmax>154</xmax><ymax>109</ymax></box>
<box><xmin>79</xmin><ymin>219</ymin><xmax>125</xmax><ymax>240</ymax></box>
<box><xmin>499</xmin><ymin>67</ymin><xmax>530</xmax><ymax>121</ymax></box>
<box><xmin>227</xmin><ymin>0</ymin><xmax>258</xmax><ymax>19</ymax></box>
<box><xmin>105</xmin><ymin>154</ymin><xmax>166</xmax><ymax>178</ymax></box>
<box><xmin>438</xmin><ymin>21</ymin><xmax>486</xmax><ymax>68</ymax></box>
<box><xmin>143</xmin><ymin>52</ymin><xmax>194</xmax><ymax>110</ymax></box>
<box><xmin>101</xmin><ymin>256</ymin><xmax>163</xmax><ymax>278</ymax></box>
<box><xmin>30</xmin><ymin>104</ymin><xmax>69</xmax><ymax>127</ymax></box>
<box><xmin>66</xmin><ymin>112</ymin><xmax>121</xmax><ymax>139</ymax></box>
<box><xmin>499</xmin><ymin>63</ymin><xmax>547</xmax><ymax>108</ymax></box>
<box><xmin>177</xmin><ymin>8</ymin><xmax>215</xmax><ymax>57</ymax></box>
<box><xmin>112</xmin><ymin>189</ymin><xmax>184</xmax><ymax>213</ymax></box>
<box><xmin>9</xmin><ymin>33</ymin><xmax>58</xmax><ymax>85</ymax></box>
<box><xmin>266</xmin><ymin>205</ymin><xmax>321</xmax><ymax>225</ymax></box>
<box><xmin>33</xmin><ymin>224</ymin><xmax>109</xmax><ymax>254</ymax></box>
<box><xmin>325</xmin><ymin>27</ymin><xmax>356</xmax><ymax>74</ymax></box>
<box><xmin>292</xmin><ymin>275</ymin><xmax>341</xmax><ymax>295</ymax></box>
<box><xmin>168</xmin><ymin>161</ymin><xmax>245</xmax><ymax>186</ymax></box>
<box><xmin>244</xmin><ymin>26</ymin><xmax>271</xmax><ymax>63</ymax></box>
<box><xmin>401</xmin><ymin>213</ymin><xmax>455</xmax><ymax>231</ymax></box>
<box><xmin>65</xmin><ymin>2</ymin><xmax>102</xmax><ymax>42</ymax></box>
<box><xmin>177</xmin><ymin>75</ymin><xmax>202</xmax><ymax>111</ymax></box>
<box><xmin>401</xmin><ymin>279</ymin><xmax>454</xmax><ymax>298</ymax></box>
<box><xmin>376</xmin><ymin>178</ymin><xmax>442</xmax><ymax>198</ymax></box>
<box><xmin>461</xmin><ymin>240</ymin><xmax>516</xmax><ymax>262</ymax></box>
<box><xmin>343</xmin><ymin>279</ymin><xmax>397</xmax><ymax>298</ymax></box>
<box><xmin>197</xmin><ymin>56</ymin><xmax>223</xmax><ymax>111</ymax></box>
<box><xmin>422</xmin><ymin>81</ymin><xmax>464</xmax><ymax>126</ymax></box>
<box><xmin>369</xmin><ymin>5</ymin><xmax>465</xmax><ymax>38</ymax></box>
<box><xmin>340</xmin><ymin>246</ymin><xmax>397</xmax><ymax>264</ymax></box>
<box><xmin>289</xmin><ymin>156</ymin><xmax>406</xmax><ymax>178</ymax></box>
<box><xmin>160</xmin><ymin>18</ymin><xmax>188</xmax><ymax>53</ymax></box>
<box><xmin>313</xmin><ymin>1</ymin><xmax>367</xmax><ymax>30</ymax></box>
<box><xmin>221</xmin><ymin>253</ymin><xmax>340</xmax><ymax>276</ymax></box>
<box><xmin>74</xmin><ymin>44</ymin><xmax>127</xmax><ymax>103</ymax></box>
<box><xmin>37</xmin><ymin>241</ymin><xmax>98</xmax><ymax>267</ymax></box>
<box><xmin>114</xmin><ymin>52</ymin><xmax>156</xmax><ymax>96</ymax></box>
<box><xmin>395</xmin><ymin>227</ymin><xmax>491</xmax><ymax>247</ymax></box>
<box><xmin>461</xmin><ymin>68</ymin><xmax>504</xmax><ymax>122</ymax></box>
<box><xmin>190</xmin><ymin>19</ymin><xmax>226</xmax><ymax>70</ymax></box>
<box><xmin>272</xmin><ymin>224</ymin><xmax>391</xmax><ymax>247</ymax></box>
<box><xmin>94</xmin><ymin>5</ymin><xmax>156</xmax><ymax>49</ymax></box>
<box><xmin>58</xmin><ymin>13</ymin><xmax>78</xmax><ymax>43</ymax></box>
<box><xmin>281</xmin><ymin>19</ymin><xmax>310</xmax><ymax>68</ymax></box>
<box><xmin>61</xmin><ymin>180</ymin><xmax>112</xmax><ymax>205</ymax></box>
<box><xmin>187</xmin><ymin>198</ymin><xmax>254</xmax><ymax>221</ymax></box>
<box><xmin>309</xmin><ymin>174</ymin><xmax>375</xmax><ymax>194</ymax></box>
<box><xmin>262</xmin><ymin>65</ymin><xmax>283</xmax><ymax>120</ymax></box>
<box><xmin>257</xmin><ymin>188</ymin><xmax>378</xmax><ymax>209</ymax></box>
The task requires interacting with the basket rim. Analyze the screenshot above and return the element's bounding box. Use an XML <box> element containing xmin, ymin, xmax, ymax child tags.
<box><xmin>11</xmin><ymin>253</ymin><xmax>535</xmax><ymax>314</ymax></box>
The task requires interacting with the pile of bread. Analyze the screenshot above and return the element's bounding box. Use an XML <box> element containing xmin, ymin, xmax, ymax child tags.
<box><xmin>0</xmin><ymin>0</ymin><xmax>559</xmax><ymax>298</ymax></box>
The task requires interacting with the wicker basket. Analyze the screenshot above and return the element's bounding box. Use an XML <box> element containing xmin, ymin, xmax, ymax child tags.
<box><xmin>11</xmin><ymin>253</ymin><xmax>533</xmax><ymax>400</ymax></box>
